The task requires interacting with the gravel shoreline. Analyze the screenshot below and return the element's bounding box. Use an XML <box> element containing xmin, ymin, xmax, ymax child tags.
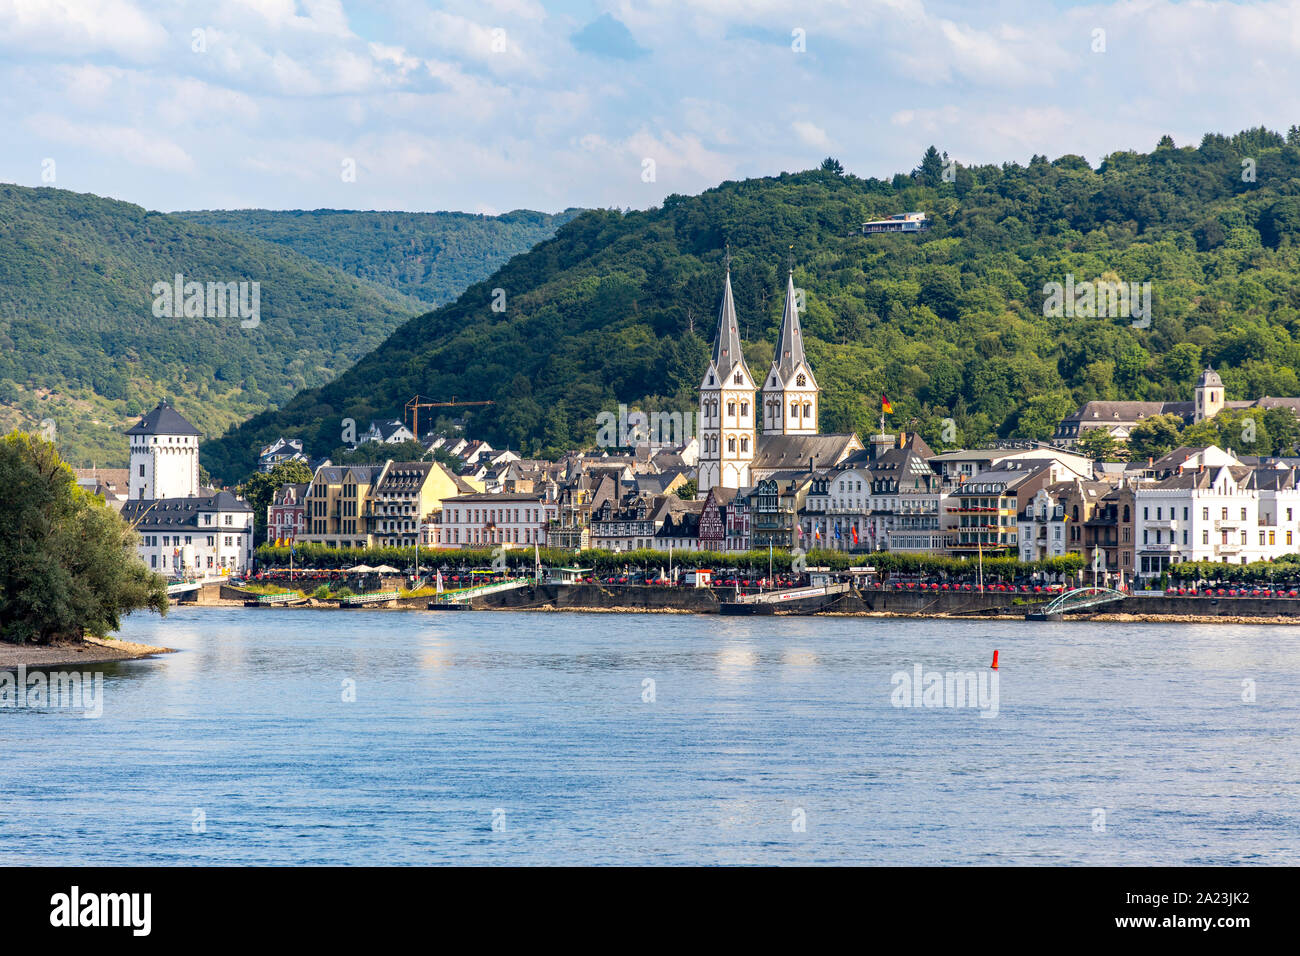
<box><xmin>0</xmin><ymin>636</ymin><xmax>175</xmax><ymax>669</ymax></box>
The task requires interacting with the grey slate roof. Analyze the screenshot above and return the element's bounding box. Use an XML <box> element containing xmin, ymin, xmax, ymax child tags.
<box><xmin>769</xmin><ymin>270</ymin><xmax>814</xmax><ymax>387</ymax></box>
<box><xmin>710</xmin><ymin>270</ymin><xmax>749</xmax><ymax>381</ymax></box>
<box><xmin>125</xmin><ymin>400</ymin><xmax>201</xmax><ymax>437</ymax></box>
<box><xmin>753</xmin><ymin>433</ymin><xmax>861</xmax><ymax>471</ymax></box>
<box><xmin>120</xmin><ymin>491</ymin><xmax>252</xmax><ymax>530</ymax></box>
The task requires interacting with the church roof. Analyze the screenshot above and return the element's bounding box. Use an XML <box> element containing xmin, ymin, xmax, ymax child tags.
<box><xmin>770</xmin><ymin>270</ymin><xmax>812</xmax><ymax>385</ymax></box>
<box><xmin>125</xmin><ymin>400</ymin><xmax>201</xmax><ymax>437</ymax></box>
<box><xmin>1059</xmin><ymin>400</ymin><xmax>1192</xmax><ymax>424</ymax></box>
<box><xmin>710</xmin><ymin>270</ymin><xmax>749</xmax><ymax>381</ymax></box>
<box><xmin>753</xmin><ymin>433</ymin><xmax>862</xmax><ymax>471</ymax></box>
<box><xmin>1196</xmin><ymin>367</ymin><xmax>1223</xmax><ymax>388</ymax></box>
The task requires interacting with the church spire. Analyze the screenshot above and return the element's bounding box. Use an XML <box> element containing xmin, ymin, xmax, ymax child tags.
<box><xmin>711</xmin><ymin>267</ymin><xmax>746</xmax><ymax>379</ymax></box>
<box><xmin>773</xmin><ymin>269</ymin><xmax>807</xmax><ymax>380</ymax></box>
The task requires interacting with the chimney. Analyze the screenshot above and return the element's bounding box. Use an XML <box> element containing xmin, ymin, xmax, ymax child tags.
<box><xmin>898</xmin><ymin>432</ymin><xmax>906</xmax><ymax>448</ymax></box>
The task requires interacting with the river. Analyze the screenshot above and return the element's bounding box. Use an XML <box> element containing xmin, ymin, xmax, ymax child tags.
<box><xmin>2</xmin><ymin>608</ymin><xmax>1297</xmax><ymax>865</ymax></box>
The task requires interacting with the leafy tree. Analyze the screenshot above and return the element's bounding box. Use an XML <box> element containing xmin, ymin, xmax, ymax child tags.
<box><xmin>675</xmin><ymin>478</ymin><xmax>698</xmax><ymax>500</ymax></box>
<box><xmin>0</xmin><ymin>431</ymin><xmax>167</xmax><ymax>644</ymax></box>
<box><xmin>330</xmin><ymin>440</ymin><xmax>429</xmax><ymax>465</ymax></box>
<box><xmin>915</xmin><ymin>145</ymin><xmax>944</xmax><ymax>187</ymax></box>
<box><xmin>1128</xmin><ymin>413</ymin><xmax>1184</xmax><ymax>461</ymax></box>
<box><xmin>237</xmin><ymin>460</ymin><xmax>316</xmax><ymax>540</ymax></box>
<box><xmin>1075</xmin><ymin>429</ymin><xmax>1122</xmax><ymax>461</ymax></box>
<box><xmin>1264</xmin><ymin>406</ymin><xmax>1300</xmax><ymax>455</ymax></box>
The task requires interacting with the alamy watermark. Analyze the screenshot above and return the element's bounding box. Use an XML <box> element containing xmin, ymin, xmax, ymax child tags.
<box><xmin>151</xmin><ymin>273</ymin><xmax>260</xmax><ymax>328</ymax></box>
<box><xmin>596</xmin><ymin>403</ymin><xmax>695</xmax><ymax>449</ymax></box>
<box><xmin>1042</xmin><ymin>275</ymin><xmax>1150</xmax><ymax>329</ymax></box>
<box><xmin>1</xmin><ymin>665</ymin><xmax>104</xmax><ymax>718</ymax></box>
<box><xmin>890</xmin><ymin>662</ymin><xmax>999</xmax><ymax>718</ymax></box>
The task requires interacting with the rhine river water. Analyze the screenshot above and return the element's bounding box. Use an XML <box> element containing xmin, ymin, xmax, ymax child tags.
<box><xmin>2</xmin><ymin>608</ymin><xmax>1298</xmax><ymax>865</ymax></box>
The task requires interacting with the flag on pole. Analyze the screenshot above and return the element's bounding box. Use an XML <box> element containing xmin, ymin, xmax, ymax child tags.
<box><xmin>851</xmin><ymin>526</ymin><xmax>859</xmax><ymax>545</ymax></box>
<box><xmin>881</xmin><ymin>393</ymin><xmax>894</xmax><ymax>414</ymax></box>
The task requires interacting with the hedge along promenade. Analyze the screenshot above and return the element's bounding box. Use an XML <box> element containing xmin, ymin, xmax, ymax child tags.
<box><xmin>254</xmin><ymin>543</ymin><xmax>1087</xmax><ymax>580</ymax></box>
<box><xmin>1167</xmin><ymin>555</ymin><xmax>1300</xmax><ymax>586</ymax></box>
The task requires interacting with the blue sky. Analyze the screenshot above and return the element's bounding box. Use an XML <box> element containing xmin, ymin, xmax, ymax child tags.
<box><xmin>2</xmin><ymin>0</ymin><xmax>1299</xmax><ymax>214</ymax></box>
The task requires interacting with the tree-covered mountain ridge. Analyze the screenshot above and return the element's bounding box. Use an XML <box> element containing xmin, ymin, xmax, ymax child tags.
<box><xmin>0</xmin><ymin>185</ymin><xmax>576</xmax><ymax>468</ymax></box>
<box><xmin>173</xmin><ymin>207</ymin><xmax>583</xmax><ymax>306</ymax></box>
<box><xmin>199</xmin><ymin>126</ymin><xmax>1300</xmax><ymax>483</ymax></box>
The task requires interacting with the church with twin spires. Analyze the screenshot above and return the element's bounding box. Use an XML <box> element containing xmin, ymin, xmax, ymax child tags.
<box><xmin>697</xmin><ymin>266</ymin><xmax>862</xmax><ymax>494</ymax></box>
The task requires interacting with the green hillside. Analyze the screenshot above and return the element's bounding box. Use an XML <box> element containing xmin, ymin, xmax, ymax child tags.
<box><xmin>174</xmin><ymin>207</ymin><xmax>583</xmax><ymax>306</ymax></box>
<box><xmin>197</xmin><ymin>127</ymin><xmax>1300</xmax><ymax>484</ymax></box>
<box><xmin>0</xmin><ymin>183</ymin><xmax>432</xmax><ymax>466</ymax></box>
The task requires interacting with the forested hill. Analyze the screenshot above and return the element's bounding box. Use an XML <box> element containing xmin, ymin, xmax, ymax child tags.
<box><xmin>0</xmin><ymin>183</ymin><xmax>430</xmax><ymax>466</ymax></box>
<box><xmin>200</xmin><ymin>127</ymin><xmax>1300</xmax><ymax>484</ymax></box>
<box><xmin>173</xmin><ymin>207</ymin><xmax>583</xmax><ymax>306</ymax></box>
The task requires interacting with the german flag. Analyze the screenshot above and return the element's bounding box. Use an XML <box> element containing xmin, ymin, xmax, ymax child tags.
<box><xmin>881</xmin><ymin>393</ymin><xmax>894</xmax><ymax>414</ymax></box>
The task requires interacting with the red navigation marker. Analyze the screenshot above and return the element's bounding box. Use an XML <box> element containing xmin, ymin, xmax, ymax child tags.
<box><xmin>991</xmin><ymin>650</ymin><xmax>999</xmax><ymax>670</ymax></box>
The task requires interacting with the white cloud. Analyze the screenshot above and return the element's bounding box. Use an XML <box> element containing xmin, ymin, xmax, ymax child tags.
<box><xmin>27</xmin><ymin>112</ymin><xmax>195</xmax><ymax>172</ymax></box>
<box><xmin>6</xmin><ymin>0</ymin><xmax>1300</xmax><ymax>213</ymax></box>
<box><xmin>792</xmin><ymin>120</ymin><xmax>832</xmax><ymax>150</ymax></box>
<box><xmin>0</xmin><ymin>0</ymin><xmax>169</xmax><ymax>59</ymax></box>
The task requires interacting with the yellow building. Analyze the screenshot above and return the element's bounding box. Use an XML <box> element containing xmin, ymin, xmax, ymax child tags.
<box><xmin>299</xmin><ymin>461</ymin><xmax>484</xmax><ymax>549</ymax></box>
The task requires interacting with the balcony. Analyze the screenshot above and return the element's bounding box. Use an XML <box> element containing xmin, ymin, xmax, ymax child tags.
<box><xmin>1214</xmin><ymin>519</ymin><xmax>1245</xmax><ymax>530</ymax></box>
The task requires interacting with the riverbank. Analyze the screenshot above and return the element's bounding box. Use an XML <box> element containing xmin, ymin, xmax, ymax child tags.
<box><xmin>0</xmin><ymin>635</ymin><xmax>175</xmax><ymax>669</ymax></box>
<box><xmin>202</xmin><ymin>582</ymin><xmax>1300</xmax><ymax>623</ymax></box>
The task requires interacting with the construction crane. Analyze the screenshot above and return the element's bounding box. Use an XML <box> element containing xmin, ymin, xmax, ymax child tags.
<box><xmin>404</xmin><ymin>395</ymin><xmax>495</xmax><ymax>440</ymax></box>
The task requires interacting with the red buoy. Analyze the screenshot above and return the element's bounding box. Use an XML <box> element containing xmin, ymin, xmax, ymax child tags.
<box><xmin>991</xmin><ymin>650</ymin><xmax>999</xmax><ymax>670</ymax></box>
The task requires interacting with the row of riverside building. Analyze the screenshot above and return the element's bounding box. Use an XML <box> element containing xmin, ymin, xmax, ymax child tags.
<box><xmin>97</xmin><ymin>266</ymin><xmax>1300</xmax><ymax>585</ymax></box>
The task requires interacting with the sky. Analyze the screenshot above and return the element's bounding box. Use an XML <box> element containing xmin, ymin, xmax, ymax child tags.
<box><xmin>2</xmin><ymin>0</ymin><xmax>1299</xmax><ymax>215</ymax></box>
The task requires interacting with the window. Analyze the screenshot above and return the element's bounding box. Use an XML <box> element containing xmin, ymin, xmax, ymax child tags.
<box><xmin>1203</xmin><ymin>531</ymin><xmax>1209</xmax><ymax>544</ymax></box>
<box><xmin>733</xmin><ymin>371</ymin><xmax>743</xmax><ymax>384</ymax></box>
<box><xmin>1143</xmin><ymin>507</ymin><xmax>1149</xmax><ymax>520</ymax></box>
<box><xmin>138</xmin><ymin>464</ymin><xmax>145</xmax><ymax>476</ymax></box>
<box><xmin>790</xmin><ymin>402</ymin><xmax>798</xmax><ymax>418</ymax></box>
<box><xmin>1241</xmin><ymin>508</ymin><xmax>1248</xmax><ymax>521</ymax></box>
